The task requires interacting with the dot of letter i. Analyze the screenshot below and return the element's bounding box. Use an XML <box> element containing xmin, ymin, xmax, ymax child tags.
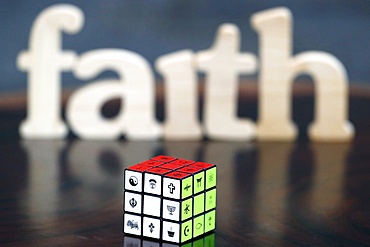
<box><xmin>123</xmin><ymin>155</ymin><xmax>217</xmax><ymax>243</ymax></box>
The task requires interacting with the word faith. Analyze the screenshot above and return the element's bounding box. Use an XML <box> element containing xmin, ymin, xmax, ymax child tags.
<box><xmin>17</xmin><ymin>4</ymin><xmax>354</xmax><ymax>142</ymax></box>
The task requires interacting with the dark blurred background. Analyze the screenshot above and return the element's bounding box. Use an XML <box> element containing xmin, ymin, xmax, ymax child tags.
<box><xmin>0</xmin><ymin>0</ymin><xmax>369</xmax><ymax>93</ymax></box>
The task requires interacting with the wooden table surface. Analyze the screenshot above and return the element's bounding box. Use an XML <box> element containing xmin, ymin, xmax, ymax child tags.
<box><xmin>1</xmin><ymin>83</ymin><xmax>370</xmax><ymax>246</ymax></box>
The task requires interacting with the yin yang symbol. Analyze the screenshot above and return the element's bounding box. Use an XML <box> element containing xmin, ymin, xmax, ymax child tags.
<box><xmin>129</xmin><ymin>176</ymin><xmax>138</xmax><ymax>186</ymax></box>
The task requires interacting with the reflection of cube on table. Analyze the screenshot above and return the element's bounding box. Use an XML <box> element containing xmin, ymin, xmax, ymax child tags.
<box><xmin>123</xmin><ymin>155</ymin><xmax>217</xmax><ymax>243</ymax></box>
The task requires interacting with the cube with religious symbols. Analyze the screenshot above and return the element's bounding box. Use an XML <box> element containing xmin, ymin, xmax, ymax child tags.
<box><xmin>123</xmin><ymin>155</ymin><xmax>217</xmax><ymax>243</ymax></box>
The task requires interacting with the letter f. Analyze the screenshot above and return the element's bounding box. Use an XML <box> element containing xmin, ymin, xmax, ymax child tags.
<box><xmin>17</xmin><ymin>4</ymin><xmax>83</xmax><ymax>139</ymax></box>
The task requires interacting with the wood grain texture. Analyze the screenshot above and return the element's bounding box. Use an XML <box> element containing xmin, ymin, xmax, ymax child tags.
<box><xmin>1</xmin><ymin>85</ymin><xmax>370</xmax><ymax>246</ymax></box>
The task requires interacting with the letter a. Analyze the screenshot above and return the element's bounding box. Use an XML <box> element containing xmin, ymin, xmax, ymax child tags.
<box><xmin>67</xmin><ymin>49</ymin><xmax>162</xmax><ymax>140</ymax></box>
<box><xmin>17</xmin><ymin>4</ymin><xmax>84</xmax><ymax>139</ymax></box>
<box><xmin>252</xmin><ymin>7</ymin><xmax>354</xmax><ymax>142</ymax></box>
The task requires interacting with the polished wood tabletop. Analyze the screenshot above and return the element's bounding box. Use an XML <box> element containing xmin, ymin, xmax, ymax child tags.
<box><xmin>1</xmin><ymin>83</ymin><xmax>370</xmax><ymax>246</ymax></box>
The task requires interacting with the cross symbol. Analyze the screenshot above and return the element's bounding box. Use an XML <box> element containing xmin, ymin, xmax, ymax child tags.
<box><xmin>184</xmin><ymin>184</ymin><xmax>191</xmax><ymax>191</ymax></box>
<box><xmin>168</xmin><ymin>183</ymin><xmax>175</xmax><ymax>194</ymax></box>
<box><xmin>149</xmin><ymin>223</ymin><xmax>155</xmax><ymax>233</ymax></box>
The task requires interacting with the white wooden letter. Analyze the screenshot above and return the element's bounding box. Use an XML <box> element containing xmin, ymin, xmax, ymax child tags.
<box><xmin>17</xmin><ymin>4</ymin><xmax>84</xmax><ymax>139</ymax></box>
<box><xmin>252</xmin><ymin>7</ymin><xmax>354</xmax><ymax>142</ymax></box>
<box><xmin>196</xmin><ymin>24</ymin><xmax>257</xmax><ymax>141</ymax></box>
<box><xmin>67</xmin><ymin>49</ymin><xmax>162</xmax><ymax>140</ymax></box>
<box><xmin>156</xmin><ymin>50</ymin><xmax>202</xmax><ymax>140</ymax></box>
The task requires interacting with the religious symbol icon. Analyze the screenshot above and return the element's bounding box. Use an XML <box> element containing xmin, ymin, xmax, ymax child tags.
<box><xmin>149</xmin><ymin>223</ymin><xmax>155</xmax><ymax>233</ymax></box>
<box><xmin>149</xmin><ymin>179</ymin><xmax>157</xmax><ymax>189</ymax></box>
<box><xmin>208</xmin><ymin>173</ymin><xmax>214</xmax><ymax>183</ymax></box>
<box><xmin>168</xmin><ymin>183</ymin><xmax>175</xmax><ymax>194</ymax></box>
<box><xmin>129</xmin><ymin>198</ymin><xmax>137</xmax><ymax>208</ymax></box>
<box><xmin>167</xmin><ymin>205</ymin><xmax>176</xmax><ymax>215</ymax></box>
<box><xmin>196</xmin><ymin>222</ymin><xmax>202</xmax><ymax>230</ymax></box>
<box><xmin>184</xmin><ymin>225</ymin><xmax>190</xmax><ymax>236</ymax></box>
<box><xmin>196</xmin><ymin>177</ymin><xmax>202</xmax><ymax>187</ymax></box>
<box><xmin>127</xmin><ymin>220</ymin><xmax>139</xmax><ymax>230</ymax></box>
<box><xmin>184</xmin><ymin>184</ymin><xmax>191</xmax><ymax>191</ymax></box>
<box><xmin>129</xmin><ymin>176</ymin><xmax>138</xmax><ymax>186</ymax></box>
<box><xmin>168</xmin><ymin>227</ymin><xmax>175</xmax><ymax>237</ymax></box>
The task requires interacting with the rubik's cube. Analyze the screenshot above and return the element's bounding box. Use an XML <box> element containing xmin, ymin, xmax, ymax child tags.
<box><xmin>123</xmin><ymin>155</ymin><xmax>217</xmax><ymax>243</ymax></box>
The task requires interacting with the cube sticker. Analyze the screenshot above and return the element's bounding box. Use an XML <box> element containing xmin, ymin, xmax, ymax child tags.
<box><xmin>123</xmin><ymin>156</ymin><xmax>217</xmax><ymax>243</ymax></box>
<box><xmin>143</xmin><ymin>195</ymin><xmax>161</xmax><ymax>217</ymax></box>
<box><xmin>205</xmin><ymin>167</ymin><xmax>217</xmax><ymax>190</ymax></box>
<box><xmin>193</xmin><ymin>193</ymin><xmax>205</xmax><ymax>216</ymax></box>
<box><xmin>125</xmin><ymin>169</ymin><xmax>144</xmax><ymax>192</ymax></box>
<box><xmin>193</xmin><ymin>171</ymin><xmax>205</xmax><ymax>194</ymax></box>
<box><xmin>162</xmin><ymin>199</ymin><xmax>180</xmax><ymax>221</ymax></box>
<box><xmin>181</xmin><ymin>197</ymin><xmax>193</xmax><ymax>221</ymax></box>
<box><xmin>124</xmin><ymin>191</ymin><xmax>142</xmax><ymax>214</ymax></box>
<box><xmin>204</xmin><ymin>210</ymin><xmax>216</xmax><ymax>233</ymax></box>
<box><xmin>124</xmin><ymin>213</ymin><xmax>142</xmax><ymax>235</ymax></box>
<box><xmin>163</xmin><ymin>176</ymin><xmax>181</xmax><ymax>199</ymax></box>
<box><xmin>205</xmin><ymin>188</ymin><xmax>216</xmax><ymax>211</ymax></box>
<box><xmin>144</xmin><ymin>172</ymin><xmax>163</xmax><ymax>195</ymax></box>
<box><xmin>193</xmin><ymin>214</ymin><xmax>205</xmax><ymax>238</ymax></box>
<box><xmin>162</xmin><ymin>221</ymin><xmax>180</xmax><ymax>243</ymax></box>
<box><xmin>143</xmin><ymin>217</ymin><xmax>161</xmax><ymax>239</ymax></box>
<box><xmin>180</xmin><ymin>219</ymin><xmax>193</xmax><ymax>243</ymax></box>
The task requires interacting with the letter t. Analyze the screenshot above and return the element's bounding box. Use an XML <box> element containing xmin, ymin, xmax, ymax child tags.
<box><xmin>196</xmin><ymin>24</ymin><xmax>257</xmax><ymax>141</ymax></box>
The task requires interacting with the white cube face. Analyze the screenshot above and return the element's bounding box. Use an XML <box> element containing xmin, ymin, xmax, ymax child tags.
<box><xmin>163</xmin><ymin>177</ymin><xmax>180</xmax><ymax>199</ymax></box>
<box><xmin>125</xmin><ymin>170</ymin><xmax>143</xmax><ymax>192</ymax></box>
<box><xmin>143</xmin><ymin>195</ymin><xmax>161</xmax><ymax>217</ymax></box>
<box><xmin>142</xmin><ymin>217</ymin><xmax>161</xmax><ymax>239</ymax></box>
<box><xmin>124</xmin><ymin>213</ymin><xmax>142</xmax><ymax>236</ymax></box>
<box><xmin>162</xmin><ymin>199</ymin><xmax>180</xmax><ymax>221</ymax></box>
<box><xmin>162</xmin><ymin>221</ymin><xmax>180</xmax><ymax>243</ymax></box>
<box><xmin>144</xmin><ymin>173</ymin><xmax>162</xmax><ymax>195</ymax></box>
<box><xmin>124</xmin><ymin>191</ymin><xmax>142</xmax><ymax>214</ymax></box>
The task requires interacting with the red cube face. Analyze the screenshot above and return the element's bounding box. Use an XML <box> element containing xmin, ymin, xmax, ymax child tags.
<box><xmin>123</xmin><ymin>155</ymin><xmax>217</xmax><ymax>243</ymax></box>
